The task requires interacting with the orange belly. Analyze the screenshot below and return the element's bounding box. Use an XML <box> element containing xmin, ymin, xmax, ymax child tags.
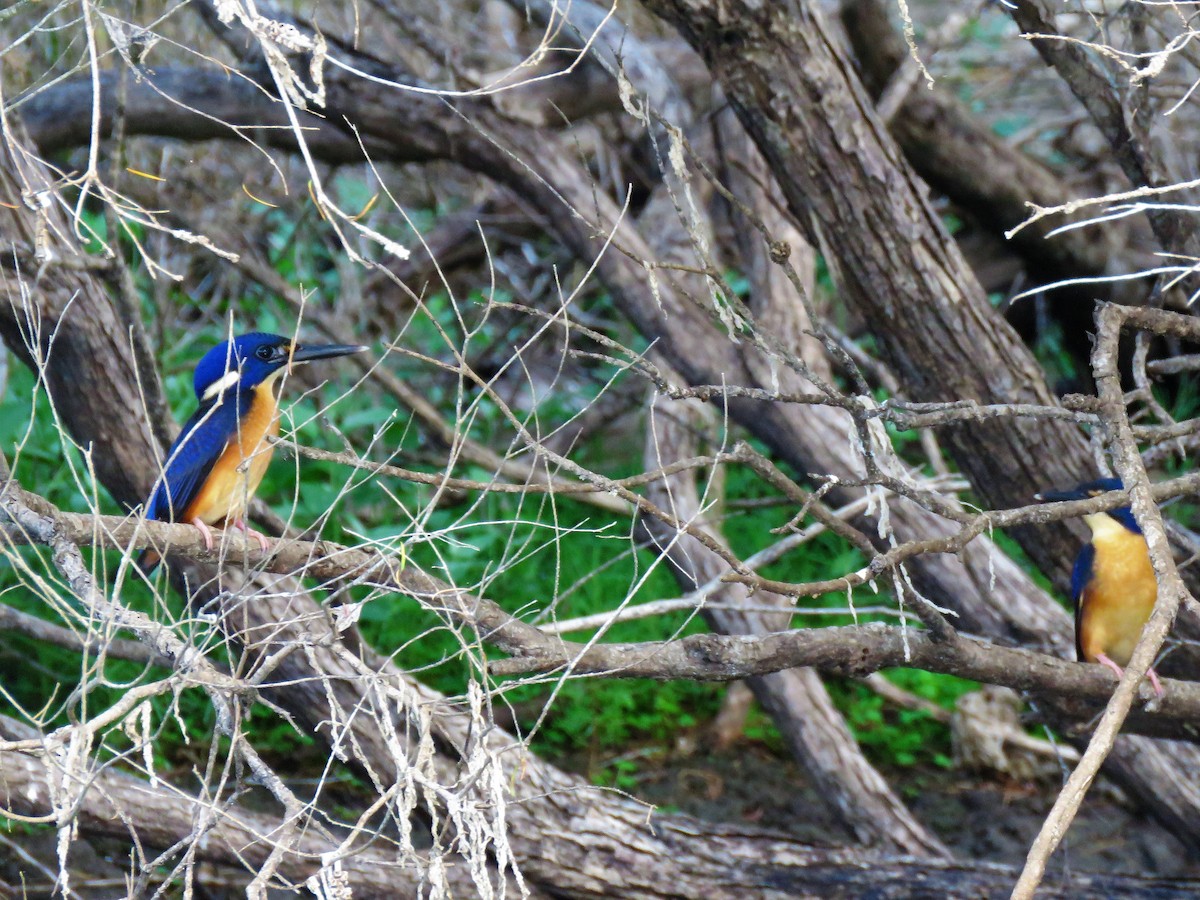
<box><xmin>184</xmin><ymin>382</ymin><xmax>279</xmax><ymax>526</ymax></box>
<box><xmin>1078</xmin><ymin>527</ymin><xmax>1157</xmax><ymax>666</ymax></box>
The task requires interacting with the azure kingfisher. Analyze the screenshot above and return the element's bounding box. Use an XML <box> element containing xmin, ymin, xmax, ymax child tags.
<box><xmin>1036</xmin><ymin>477</ymin><xmax>1163</xmax><ymax>697</ymax></box>
<box><xmin>139</xmin><ymin>332</ymin><xmax>366</xmax><ymax>571</ymax></box>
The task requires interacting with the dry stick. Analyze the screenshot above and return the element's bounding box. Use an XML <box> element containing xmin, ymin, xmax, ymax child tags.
<box><xmin>1012</xmin><ymin>302</ymin><xmax>1194</xmax><ymax>899</ymax></box>
<box><xmin>720</xmin><ymin>471</ymin><xmax>1200</xmax><ymax>602</ymax></box>
<box><xmin>0</xmin><ymin>601</ymin><xmax>173</xmax><ymax>669</ymax></box>
<box><xmin>1007</xmin><ymin>0</ymin><xmax>1200</xmax><ymax>292</ymax></box>
<box><xmin>0</xmin><ymin>478</ymin><xmax>238</xmax><ymax>700</ymax></box>
<box><xmin>273</xmin><ymin>435</ymin><xmax>718</xmax><ymax>496</ymax></box>
<box><xmin>1148</xmin><ymin>353</ymin><xmax>1200</xmax><ymax>375</ymax></box>
<box><xmin>859</xmin><ymin>676</ymin><xmax>1081</xmax><ymax>764</ymax></box>
<box><xmin>539</xmin><ymin>493</ymin><xmax>876</xmax><ymax>634</ymax></box>
<box><xmin>640</xmin><ymin>384</ymin><xmax>947</xmax><ymax>857</ymax></box>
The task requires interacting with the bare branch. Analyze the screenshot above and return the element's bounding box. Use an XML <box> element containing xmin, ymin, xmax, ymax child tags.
<box><xmin>5</xmin><ymin>475</ymin><xmax>1200</xmax><ymax>743</ymax></box>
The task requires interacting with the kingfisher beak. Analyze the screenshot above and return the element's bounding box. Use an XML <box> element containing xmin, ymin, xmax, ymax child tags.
<box><xmin>288</xmin><ymin>342</ymin><xmax>369</xmax><ymax>365</ymax></box>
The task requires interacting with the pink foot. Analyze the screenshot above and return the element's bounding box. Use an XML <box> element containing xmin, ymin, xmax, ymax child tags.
<box><xmin>1097</xmin><ymin>653</ymin><xmax>1164</xmax><ymax>698</ymax></box>
<box><xmin>232</xmin><ymin>519</ymin><xmax>271</xmax><ymax>553</ymax></box>
<box><xmin>1096</xmin><ymin>653</ymin><xmax>1125</xmax><ymax>683</ymax></box>
<box><xmin>1147</xmin><ymin>667</ymin><xmax>1165</xmax><ymax>699</ymax></box>
<box><xmin>189</xmin><ymin>517</ymin><xmax>214</xmax><ymax>552</ymax></box>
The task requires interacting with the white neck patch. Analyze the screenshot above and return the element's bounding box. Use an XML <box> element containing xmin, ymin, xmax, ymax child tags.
<box><xmin>200</xmin><ymin>368</ymin><xmax>241</xmax><ymax>402</ymax></box>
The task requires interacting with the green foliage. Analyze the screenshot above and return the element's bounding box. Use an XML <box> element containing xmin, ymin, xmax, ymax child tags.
<box><xmin>738</xmin><ymin>671</ymin><xmax>969</xmax><ymax>771</ymax></box>
<box><xmin>0</xmin><ymin>362</ymin><xmax>92</xmax><ymax>514</ymax></box>
<box><xmin>596</xmin><ymin>757</ymin><xmax>644</xmax><ymax>792</ymax></box>
<box><xmin>1029</xmin><ymin>312</ymin><xmax>1079</xmax><ymax>390</ymax></box>
<box><xmin>990</xmin><ymin>114</ymin><xmax>1033</xmax><ymax>140</ymax></box>
<box><xmin>1160</xmin><ymin>373</ymin><xmax>1200</xmax><ymax>422</ymax></box>
<box><xmin>830</xmin><ymin>670</ymin><xmax>974</xmax><ymax>770</ymax></box>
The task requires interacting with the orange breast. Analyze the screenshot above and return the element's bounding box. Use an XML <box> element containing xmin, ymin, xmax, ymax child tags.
<box><xmin>1078</xmin><ymin>525</ymin><xmax>1157</xmax><ymax>666</ymax></box>
<box><xmin>184</xmin><ymin>380</ymin><xmax>280</xmax><ymax>526</ymax></box>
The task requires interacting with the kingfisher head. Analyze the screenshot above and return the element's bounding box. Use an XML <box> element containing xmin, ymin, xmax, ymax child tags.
<box><xmin>193</xmin><ymin>332</ymin><xmax>367</xmax><ymax>403</ymax></box>
<box><xmin>1035</xmin><ymin>476</ymin><xmax>1141</xmax><ymax>535</ymax></box>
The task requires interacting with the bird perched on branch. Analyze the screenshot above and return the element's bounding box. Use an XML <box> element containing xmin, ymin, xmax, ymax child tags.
<box><xmin>1035</xmin><ymin>477</ymin><xmax>1163</xmax><ymax>697</ymax></box>
<box><xmin>139</xmin><ymin>332</ymin><xmax>366</xmax><ymax>572</ymax></box>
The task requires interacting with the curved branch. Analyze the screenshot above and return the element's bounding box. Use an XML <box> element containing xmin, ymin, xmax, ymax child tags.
<box><xmin>17</xmin><ymin>67</ymin><xmax>388</xmax><ymax>164</ymax></box>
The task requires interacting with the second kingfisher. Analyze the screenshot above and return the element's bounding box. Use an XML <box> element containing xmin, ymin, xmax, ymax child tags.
<box><xmin>139</xmin><ymin>332</ymin><xmax>366</xmax><ymax>571</ymax></box>
<box><xmin>1036</xmin><ymin>477</ymin><xmax>1163</xmax><ymax>697</ymax></box>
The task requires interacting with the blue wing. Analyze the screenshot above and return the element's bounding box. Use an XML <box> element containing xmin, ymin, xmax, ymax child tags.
<box><xmin>146</xmin><ymin>398</ymin><xmax>240</xmax><ymax>522</ymax></box>
<box><xmin>1071</xmin><ymin>542</ymin><xmax>1095</xmax><ymax>662</ymax></box>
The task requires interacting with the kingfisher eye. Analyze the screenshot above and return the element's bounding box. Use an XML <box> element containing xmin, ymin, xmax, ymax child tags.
<box><xmin>255</xmin><ymin>345</ymin><xmax>274</xmax><ymax>361</ymax></box>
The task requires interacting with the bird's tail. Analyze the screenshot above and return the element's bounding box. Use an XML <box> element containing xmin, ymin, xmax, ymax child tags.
<box><xmin>136</xmin><ymin>547</ymin><xmax>162</xmax><ymax>576</ymax></box>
